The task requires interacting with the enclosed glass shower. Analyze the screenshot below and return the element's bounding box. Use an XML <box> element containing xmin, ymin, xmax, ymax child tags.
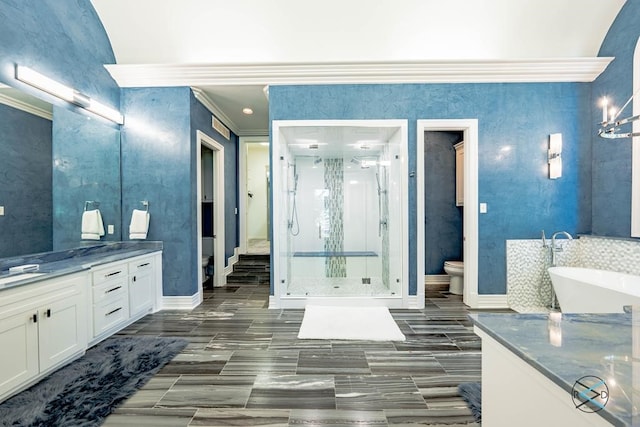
<box><xmin>272</xmin><ymin>121</ymin><xmax>407</xmax><ymax>308</ymax></box>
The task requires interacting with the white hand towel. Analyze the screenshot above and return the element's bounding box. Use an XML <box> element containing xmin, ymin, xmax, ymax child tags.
<box><xmin>129</xmin><ymin>209</ymin><xmax>150</xmax><ymax>240</ymax></box>
<box><xmin>96</xmin><ymin>209</ymin><xmax>105</xmax><ymax>236</ymax></box>
<box><xmin>81</xmin><ymin>233</ymin><xmax>101</xmax><ymax>240</ymax></box>
<box><xmin>81</xmin><ymin>209</ymin><xmax>105</xmax><ymax>240</ymax></box>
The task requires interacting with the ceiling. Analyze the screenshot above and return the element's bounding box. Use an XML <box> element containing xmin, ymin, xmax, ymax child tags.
<box><xmin>281</xmin><ymin>125</ymin><xmax>401</xmax><ymax>158</ymax></box>
<box><xmin>90</xmin><ymin>0</ymin><xmax>627</xmax><ymax>136</ymax></box>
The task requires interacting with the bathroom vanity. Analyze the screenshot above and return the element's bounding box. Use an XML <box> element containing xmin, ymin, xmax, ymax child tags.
<box><xmin>0</xmin><ymin>242</ymin><xmax>162</xmax><ymax>403</ymax></box>
<box><xmin>471</xmin><ymin>312</ymin><xmax>638</xmax><ymax>426</ymax></box>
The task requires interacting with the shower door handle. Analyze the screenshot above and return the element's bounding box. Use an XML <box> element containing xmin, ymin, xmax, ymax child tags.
<box><xmin>318</xmin><ymin>224</ymin><xmax>321</xmax><ymax>239</ymax></box>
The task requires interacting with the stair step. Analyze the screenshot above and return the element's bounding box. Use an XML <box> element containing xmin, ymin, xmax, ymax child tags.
<box><xmin>234</xmin><ymin>265</ymin><xmax>269</xmax><ymax>272</ymax></box>
<box><xmin>224</xmin><ymin>254</ymin><xmax>271</xmax><ymax>285</ymax></box>
<box><xmin>238</xmin><ymin>254</ymin><xmax>270</xmax><ymax>262</ymax></box>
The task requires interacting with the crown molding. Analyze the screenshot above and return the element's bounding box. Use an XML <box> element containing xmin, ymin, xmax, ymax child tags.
<box><xmin>191</xmin><ymin>87</ymin><xmax>239</xmax><ymax>135</ymax></box>
<box><xmin>106</xmin><ymin>58</ymin><xmax>614</xmax><ymax>87</ymax></box>
<box><xmin>0</xmin><ymin>92</ymin><xmax>52</xmax><ymax>120</ymax></box>
<box><xmin>191</xmin><ymin>88</ymin><xmax>269</xmax><ymax>137</ymax></box>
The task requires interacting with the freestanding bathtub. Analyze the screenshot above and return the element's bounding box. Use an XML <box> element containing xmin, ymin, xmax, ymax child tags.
<box><xmin>548</xmin><ymin>266</ymin><xmax>640</xmax><ymax>313</ymax></box>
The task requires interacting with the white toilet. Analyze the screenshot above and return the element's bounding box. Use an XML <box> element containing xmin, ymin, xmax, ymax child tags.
<box><xmin>444</xmin><ymin>261</ymin><xmax>464</xmax><ymax>295</ymax></box>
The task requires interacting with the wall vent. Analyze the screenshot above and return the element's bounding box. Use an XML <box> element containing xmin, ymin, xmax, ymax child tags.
<box><xmin>211</xmin><ymin>116</ymin><xmax>230</xmax><ymax>140</ymax></box>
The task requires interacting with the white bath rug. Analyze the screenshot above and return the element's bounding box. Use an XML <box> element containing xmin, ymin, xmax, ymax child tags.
<box><xmin>298</xmin><ymin>305</ymin><xmax>406</xmax><ymax>341</ymax></box>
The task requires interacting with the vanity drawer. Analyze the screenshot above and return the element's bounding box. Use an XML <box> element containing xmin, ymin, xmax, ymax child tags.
<box><xmin>128</xmin><ymin>257</ymin><xmax>154</xmax><ymax>275</ymax></box>
<box><xmin>92</xmin><ymin>278</ymin><xmax>128</xmax><ymax>305</ymax></box>
<box><xmin>92</xmin><ymin>263</ymin><xmax>128</xmax><ymax>286</ymax></box>
<box><xmin>93</xmin><ymin>297</ymin><xmax>129</xmax><ymax>337</ymax></box>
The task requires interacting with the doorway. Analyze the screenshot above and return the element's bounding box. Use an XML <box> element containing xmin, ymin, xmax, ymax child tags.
<box><xmin>239</xmin><ymin>136</ymin><xmax>270</xmax><ymax>254</ymax></box>
<box><xmin>197</xmin><ymin>130</ymin><xmax>225</xmax><ymax>298</ymax></box>
<box><xmin>417</xmin><ymin>120</ymin><xmax>479</xmax><ymax>308</ymax></box>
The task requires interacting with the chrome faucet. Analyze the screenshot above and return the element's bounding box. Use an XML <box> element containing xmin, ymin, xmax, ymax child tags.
<box><xmin>550</xmin><ymin>231</ymin><xmax>573</xmax><ymax>266</ymax></box>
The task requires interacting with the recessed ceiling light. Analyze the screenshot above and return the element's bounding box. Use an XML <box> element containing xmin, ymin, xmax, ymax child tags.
<box><xmin>242</xmin><ymin>107</ymin><xmax>254</xmax><ymax>115</ymax></box>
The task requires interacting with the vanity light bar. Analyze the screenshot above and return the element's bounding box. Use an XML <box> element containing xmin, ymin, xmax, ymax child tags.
<box><xmin>15</xmin><ymin>65</ymin><xmax>124</xmax><ymax>125</ymax></box>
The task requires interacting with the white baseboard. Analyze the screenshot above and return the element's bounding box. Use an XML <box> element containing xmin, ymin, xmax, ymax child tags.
<box><xmin>161</xmin><ymin>293</ymin><xmax>201</xmax><ymax>310</ymax></box>
<box><xmin>425</xmin><ymin>274</ymin><xmax>450</xmax><ymax>285</ymax></box>
<box><xmin>268</xmin><ymin>295</ymin><xmax>279</xmax><ymax>309</ymax></box>
<box><xmin>224</xmin><ymin>247</ymin><xmax>240</xmax><ymax>277</ymax></box>
<box><xmin>475</xmin><ymin>294</ymin><xmax>509</xmax><ymax>309</ymax></box>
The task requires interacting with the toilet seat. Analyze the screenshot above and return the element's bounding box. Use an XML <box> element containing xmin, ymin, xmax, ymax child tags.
<box><xmin>444</xmin><ymin>261</ymin><xmax>463</xmax><ymax>268</ymax></box>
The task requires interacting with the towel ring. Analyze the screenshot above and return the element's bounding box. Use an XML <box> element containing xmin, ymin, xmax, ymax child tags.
<box><xmin>140</xmin><ymin>200</ymin><xmax>149</xmax><ymax>212</ymax></box>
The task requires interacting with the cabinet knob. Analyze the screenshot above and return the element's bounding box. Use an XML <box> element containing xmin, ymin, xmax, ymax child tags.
<box><xmin>46</xmin><ymin>309</ymin><xmax>51</xmax><ymax>318</ymax></box>
<box><xmin>32</xmin><ymin>313</ymin><xmax>38</xmax><ymax>323</ymax></box>
<box><xmin>133</xmin><ymin>276</ymin><xmax>137</xmax><ymax>282</ymax></box>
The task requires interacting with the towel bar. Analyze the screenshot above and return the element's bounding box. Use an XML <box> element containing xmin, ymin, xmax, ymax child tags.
<box><xmin>84</xmin><ymin>201</ymin><xmax>100</xmax><ymax>211</ymax></box>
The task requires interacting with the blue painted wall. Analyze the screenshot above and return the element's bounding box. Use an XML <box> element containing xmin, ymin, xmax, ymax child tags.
<box><xmin>52</xmin><ymin>107</ymin><xmax>121</xmax><ymax>249</ymax></box>
<box><xmin>0</xmin><ymin>103</ymin><xmax>52</xmax><ymax>257</ymax></box>
<box><xmin>270</xmin><ymin>83</ymin><xmax>592</xmax><ymax>295</ymax></box>
<box><xmin>190</xmin><ymin>93</ymin><xmax>240</xmax><ymax>264</ymax></box>
<box><xmin>424</xmin><ymin>131</ymin><xmax>464</xmax><ymax>274</ymax></box>
<box><xmin>121</xmin><ymin>87</ymin><xmax>194</xmax><ymax>296</ymax></box>
<box><xmin>121</xmin><ymin>88</ymin><xmax>240</xmax><ymax>297</ymax></box>
<box><xmin>591</xmin><ymin>0</ymin><xmax>640</xmax><ymax>237</ymax></box>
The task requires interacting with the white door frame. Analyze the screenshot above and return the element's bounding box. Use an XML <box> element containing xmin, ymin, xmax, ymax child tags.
<box><xmin>196</xmin><ymin>130</ymin><xmax>225</xmax><ymax>297</ymax></box>
<box><xmin>417</xmin><ymin>119</ymin><xmax>479</xmax><ymax>308</ymax></box>
<box><xmin>239</xmin><ymin>135</ymin><xmax>270</xmax><ymax>254</ymax></box>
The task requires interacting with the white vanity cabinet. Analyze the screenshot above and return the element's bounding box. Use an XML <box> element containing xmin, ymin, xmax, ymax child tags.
<box><xmin>0</xmin><ymin>249</ymin><xmax>163</xmax><ymax>404</ymax></box>
<box><xmin>89</xmin><ymin>252</ymin><xmax>161</xmax><ymax>345</ymax></box>
<box><xmin>128</xmin><ymin>254</ymin><xmax>156</xmax><ymax>317</ymax></box>
<box><xmin>0</xmin><ymin>272</ymin><xmax>88</xmax><ymax>402</ymax></box>
<box><xmin>90</xmin><ymin>261</ymin><xmax>130</xmax><ymax>342</ymax></box>
<box><xmin>454</xmin><ymin>141</ymin><xmax>464</xmax><ymax>206</ymax></box>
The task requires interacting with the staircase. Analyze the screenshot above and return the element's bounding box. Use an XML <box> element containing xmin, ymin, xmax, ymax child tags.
<box><xmin>226</xmin><ymin>254</ymin><xmax>270</xmax><ymax>285</ymax></box>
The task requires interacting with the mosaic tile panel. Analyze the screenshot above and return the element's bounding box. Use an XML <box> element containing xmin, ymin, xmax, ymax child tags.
<box><xmin>507</xmin><ymin>236</ymin><xmax>640</xmax><ymax>312</ymax></box>
<box><xmin>323</xmin><ymin>158</ymin><xmax>347</xmax><ymax>277</ymax></box>
<box><xmin>506</xmin><ymin>239</ymin><xmax>579</xmax><ymax>312</ymax></box>
<box><xmin>578</xmin><ymin>236</ymin><xmax>640</xmax><ymax>276</ymax></box>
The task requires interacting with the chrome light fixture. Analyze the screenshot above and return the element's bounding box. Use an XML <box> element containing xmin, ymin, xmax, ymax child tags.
<box><xmin>548</xmin><ymin>133</ymin><xmax>562</xmax><ymax>179</ymax></box>
<box><xmin>598</xmin><ymin>89</ymin><xmax>639</xmax><ymax>139</ymax></box>
<box><xmin>15</xmin><ymin>65</ymin><xmax>124</xmax><ymax>125</ymax></box>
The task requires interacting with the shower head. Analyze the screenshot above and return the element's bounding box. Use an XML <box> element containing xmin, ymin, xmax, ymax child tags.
<box><xmin>313</xmin><ymin>156</ymin><xmax>322</xmax><ymax>165</ymax></box>
<box><xmin>350</xmin><ymin>157</ymin><xmax>361</xmax><ymax>165</ymax></box>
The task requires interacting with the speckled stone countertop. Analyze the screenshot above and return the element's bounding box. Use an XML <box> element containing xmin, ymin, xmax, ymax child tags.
<box><xmin>0</xmin><ymin>241</ymin><xmax>162</xmax><ymax>290</ymax></box>
<box><xmin>470</xmin><ymin>312</ymin><xmax>640</xmax><ymax>426</ymax></box>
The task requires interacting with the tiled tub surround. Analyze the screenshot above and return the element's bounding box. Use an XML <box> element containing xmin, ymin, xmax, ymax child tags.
<box><xmin>470</xmin><ymin>312</ymin><xmax>639</xmax><ymax>426</ymax></box>
<box><xmin>507</xmin><ymin>236</ymin><xmax>640</xmax><ymax>312</ymax></box>
<box><xmin>0</xmin><ymin>241</ymin><xmax>163</xmax><ymax>289</ymax></box>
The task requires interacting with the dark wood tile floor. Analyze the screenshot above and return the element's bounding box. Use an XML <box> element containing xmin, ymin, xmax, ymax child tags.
<box><xmin>103</xmin><ymin>286</ymin><xmax>483</xmax><ymax>426</ymax></box>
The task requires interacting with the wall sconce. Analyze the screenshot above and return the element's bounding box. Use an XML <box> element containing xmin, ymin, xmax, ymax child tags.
<box><xmin>15</xmin><ymin>65</ymin><xmax>124</xmax><ymax>125</ymax></box>
<box><xmin>548</xmin><ymin>133</ymin><xmax>562</xmax><ymax>179</ymax></box>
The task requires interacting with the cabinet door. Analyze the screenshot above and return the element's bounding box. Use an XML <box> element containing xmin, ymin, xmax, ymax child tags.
<box><xmin>38</xmin><ymin>293</ymin><xmax>87</xmax><ymax>373</ymax></box>
<box><xmin>455</xmin><ymin>145</ymin><xmax>464</xmax><ymax>206</ymax></box>
<box><xmin>129</xmin><ymin>258</ymin><xmax>154</xmax><ymax>316</ymax></box>
<box><xmin>0</xmin><ymin>310</ymin><xmax>38</xmax><ymax>399</ymax></box>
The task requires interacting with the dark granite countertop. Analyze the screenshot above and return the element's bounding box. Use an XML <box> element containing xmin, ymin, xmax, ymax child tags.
<box><xmin>0</xmin><ymin>241</ymin><xmax>162</xmax><ymax>290</ymax></box>
<box><xmin>470</xmin><ymin>312</ymin><xmax>639</xmax><ymax>426</ymax></box>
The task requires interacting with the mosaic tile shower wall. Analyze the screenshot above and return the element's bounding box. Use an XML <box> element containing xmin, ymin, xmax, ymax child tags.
<box><xmin>323</xmin><ymin>158</ymin><xmax>347</xmax><ymax>277</ymax></box>
<box><xmin>507</xmin><ymin>235</ymin><xmax>640</xmax><ymax>311</ymax></box>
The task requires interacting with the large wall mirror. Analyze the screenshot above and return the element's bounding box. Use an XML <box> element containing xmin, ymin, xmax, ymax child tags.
<box><xmin>0</xmin><ymin>84</ymin><xmax>122</xmax><ymax>259</ymax></box>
